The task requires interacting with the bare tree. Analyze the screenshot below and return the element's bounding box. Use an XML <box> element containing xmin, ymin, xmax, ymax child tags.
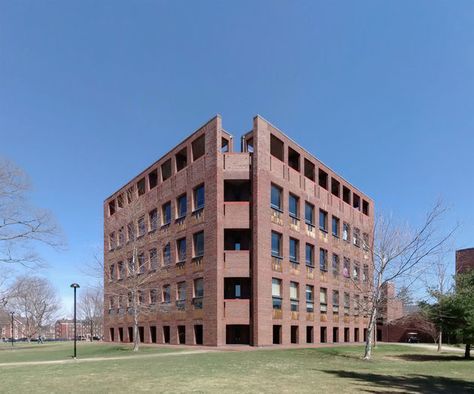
<box><xmin>79</xmin><ymin>287</ymin><xmax>104</xmax><ymax>341</ymax></box>
<box><xmin>103</xmin><ymin>198</ymin><xmax>164</xmax><ymax>351</ymax></box>
<box><xmin>0</xmin><ymin>158</ymin><xmax>63</xmax><ymax>269</ymax></box>
<box><xmin>7</xmin><ymin>275</ymin><xmax>60</xmax><ymax>340</ymax></box>
<box><xmin>362</xmin><ymin>201</ymin><xmax>455</xmax><ymax>360</ymax></box>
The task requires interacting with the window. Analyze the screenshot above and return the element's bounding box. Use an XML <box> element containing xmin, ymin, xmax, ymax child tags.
<box><xmin>191</xmin><ymin>134</ymin><xmax>205</xmax><ymax>161</ymax></box>
<box><xmin>118</xmin><ymin>227</ymin><xmax>125</xmax><ymax>246</ymax></box>
<box><xmin>320</xmin><ymin>288</ymin><xmax>328</xmax><ymax>312</ymax></box>
<box><xmin>305</xmin><ymin>202</ymin><xmax>314</xmax><ymax>226</ymax></box>
<box><xmin>193</xmin><ymin>184</ymin><xmax>205</xmax><ymax>211</ymax></box>
<box><xmin>306</xmin><ymin>285</ymin><xmax>314</xmax><ymax>312</ymax></box>
<box><xmin>149</xmin><ymin>248</ymin><xmax>158</xmax><ymax>270</ymax></box>
<box><xmin>319</xmin><ymin>248</ymin><xmax>328</xmax><ymax>271</ymax></box>
<box><xmin>304</xmin><ymin>158</ymin><xmax>315</xmax><ymax>181</ymax></box>
<box><xmin>108</xmin><ymin>200</ymin><xmax>116</xmax><ymax>216</ymax></box>
<box><xmin>353</xmin><ymin>262</ymin><xmax>360</xmax><ymax>281</ymax></box>
<box><xmin>353</xmin><ymin>193</ymin><xmax>361</xmax><ymax>210</ymax></box>
<box><xmin>175</xmin><ymin>147</ymin><xmax>187</xmax><ymax>172</ymax></box>
<box><xmin>363</xmin><ymin>200</ymin><xmax>370</xmax><ymax>216</ymax></box>
<box><xmin>138</xmin><ymin>216</ymin><xmax>146</xmax><ymax>237</ymax></box>
<box><xmin>363</xmin><ymin>296</ymin><xmax>369</xmax><ymax>317</ymax></box>
<box><xmin>305</xmin><ymin>243</ymin><xmax>314</xmax><ymax>267</ymax></box>
<box><xmin>177</xmin><ymin>238</ymin><xmax>186</xmax><ymax>262</ymax></box>
<box><xmin>353</xmin><ymin>227</ymin><xmax>361</xmax><ymax>247</ymax></box>
<box><xmin>332</xmin><ymin>254</ymin><xmax>340</xmax><ymax>277</ymax></box>
<box><xmin>331</xmin><ymin>178</ymin><xmax>340</xmax><ymax>197</ymax></box>
<box><xmin>138</xmin><ymin>253</ymin><xmax>146</xmax><ymax>274</ymax></box>
<box><xmin>162</xmin><ymin>202</ymin><xmax>171</xmax><ymax>225</ymax></box>
<box><xmin>318</xmin><ymin>169</ymin><xmax>328</xmax><ymax>189</ymax></box>
<box><xmin>109</xmin><ymin>232</ymin><xmax>116</xmax><ymax>250</ymax></box>
<box><xmin>162</xmin><ymin>285</ymin><xmax>171</xmax><ymax>303</ymax></box>
<box><xmin>127</xmin><ymin>257</ymin><xmax>135</xmax><ymax>276</ymax></box>
<box><xmin>271</xmin><ymin>231</ymin><xmax>282</xmax><ymax>257</ymax></box>
<box><xmin>193</xmin><ymin>278</ymin><xmax>203</xmax><ymax>309</ymax></box>
<box><xmin>288</xmin><ymin>147</ymin><xmax>300</xmax><ymax>171</ymax></box>
<box><xmin>343</xmin><ymin>258</ymin><xmax>350</xmax><ymax>278</ymax></box>
<box><xmin>271</xmin><ymin>184</ymin><xmax>282</xmax><ymax>211</ymax></box>
<box><xmin>138</xmin><ymin>290</ymin><xmax>145</xmax><ymax>304</ymax></box>
<box><xmin>221</xmin><ymin>137</ymin><xmax>229</xmax><ymax>153</ymax></box>
<box><xmin>342</xmin><ymin>222</ymin><xmax>350</xmax><ymax>242</ymax></box>
<box><xmin>332</xmin><ymin>216</ymin><xmax>340</xmax><ymax>237</ymax></box>
<box><xmin>177</xmin><ymin>282</ymin><xmax>186</xmax><ymax>310</ymax></box>
<box><xmin>193</xmin><ymin>231</ymin><xmax>204</xmax><ymax>257</ymax></box>
<box><xmin>344</xmin><ymin>292</ymin><xmax>350</xmax><ymax>315</ymax></box>
<box><xmin>161</xmin><ymin>158</ymin><xmax>172</xmax><ymax>181</ymax></box>
<box><xmin>342</xmin><ymin>186</ymin><xmax>351</xmax><ymax>204</ymax></box>
<box><xmin>127</xmin><ymin>222</ymin><xmax>135</xmax><ymax>242</ymax></box>
<box><xmin>270</xmin><ymin>134</ymin><xmax>284</xmax><ymax>161</ymax></box>
<box><xmin>148</xmin><ymin>170</ymin><xmax>158</xmax><ymax>189</ymax></box>
<box><xmin>146</xmin><ymin>210</ymin><xmax>156</xmax><ymax>233</ymax></box>
<box><xmin>117</xmin><ymin>194</ymin><xmax>124</xmax><ymax>208</ymax></box>
<box><xmin>109</xmin><ymin>263</ymin><xmax>115</xmax><ymax>280</ymax></box>
<box><xmin>177</xmin><ymin>194</ymin><xmax>187</xmax><ymax>218</ymax></box>
<box><xmin>289</xmin><ymin>194</ymin><xmax>299</xmax><ymax>218</ymax></box>
<box><xmin>272</xmin><ymin>278</ymin><xmax>282</xmax><ymax>310</ymax></box>
<box><xmin>290</xmin><ymin>282</ymin><xmax>299</xmax><ymax>312</ymax></box>
<box><xmin>363</xmin><ymin>264</ymin><xmax>369</xmax><ymax>283</ymax></box>
<box><xmin>127</xmin><ymin>186</ymin><xmax>134</xmax><ymax>204</ymax></box>
<box><xmin>332</xmin><ymin>290</ymin><xmax>339</xmax><ymax>313</ymax></box>
<box><xmin>319</xmin><ymin>210</ymin><xmax>328</xmax><ymax>232</ymax></box>
<box><xmin>163</xmin><ymin>243</ymin><xmax>171</xmax><ymax>266</ymax></box>
<box><xmin>289</xmin><ymin>238</ymin><xmax>299</xmax><ymax>263</ymax></box>
<box><xmin>354</xmin><ymin>295</ymin><xmax>360</xmax><ymax>316</ymax></box>
<box><xmin>363</xmin><ymin>233</ymin><xmax>369</xmax><ymax>251</ymax></box>
<box><xmin>137</xmin><ymin>178</ymin><xmax>146</xmax><ymax>196</ymax></box>
<box><xmin>150</xmin><ymin>289</ymin><xmax>158</xmax><ymax>304</ymax></box>
<box><xmin>117</xmin><ymin>261</ymin><xmax>125</xmax><ymax>279</ymax></box>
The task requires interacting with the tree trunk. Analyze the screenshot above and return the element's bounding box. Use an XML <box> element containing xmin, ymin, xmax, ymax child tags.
<box><xmin>465</xmin><ymin>344</ymin><xmax>471</xmax><ymax>359</ymax></box>
<box><xmin>132</xmin><ymin>294</ymin><xmax>139</xmax><ymax>352</ymax></box>
<box><xmin>437</xmin><ymin>330</ymin><xmax>442</xmax><ymax>352</ymax></box>
<box><xmin>364</xmin><ymin>307</ymin><xmax>377</xmax><ymax>360</ymax></box>
<box><xmin>90</xmin><ymin>320</ymin><xmax>93</xmax><ymax>342</ymax></box>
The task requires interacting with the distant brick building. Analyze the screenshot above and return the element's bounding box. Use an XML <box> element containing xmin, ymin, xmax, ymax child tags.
<box><xmin>104</xmin><ymin>115</ymin><xmax>375</xmax><ymax>346</ymax></box>
<box><xmin>455</xmin><ymin>248</ymin><xmax>474</xmax><ymax>274</ymax></box>
<box><xmin>55</xmin><ymin>319</ymin><xmax>86</xmax><ymax>340</ymax></box>
<box><xmin>0</xmin><ymin>310</ymin><xmax>25</xmax><ymax>340</ymax></box>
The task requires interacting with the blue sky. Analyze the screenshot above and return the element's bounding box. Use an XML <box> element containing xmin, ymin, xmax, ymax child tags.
<box><xmin>1</xmin><ymin>1</ymin><xmax>473</xmax><ymax>315</ymax></box>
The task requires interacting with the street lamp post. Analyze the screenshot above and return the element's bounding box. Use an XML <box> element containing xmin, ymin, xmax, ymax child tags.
<box><xmin>10</xmin><ymin>312</ymin><xmax>14</xmax><ymax>347</ymax></box>
<box><xmin>70</xmin><ymin>283</ymin><xmax>80</xmax><ymax>358</ymax></box>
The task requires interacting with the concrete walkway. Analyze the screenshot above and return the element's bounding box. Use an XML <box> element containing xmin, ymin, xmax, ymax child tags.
<box><xmin>395</xmin><ymin>342</ymin><xmax>465</xmax><ymax>353</ymax></box>
<box><xmin>0</xmin><ymin>349</ymin><xmax>216</xmax><ymax>368</ymax></box>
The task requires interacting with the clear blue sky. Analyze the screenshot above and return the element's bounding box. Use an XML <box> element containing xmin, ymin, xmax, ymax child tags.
<box><xmin>1</xmin><ymin>1</ymin><xmax>473</xmax><ymax>315</ymax></box>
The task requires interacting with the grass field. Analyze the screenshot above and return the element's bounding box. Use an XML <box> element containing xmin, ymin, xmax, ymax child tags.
<box><xmin>0</xmin><ymin>342</ymin><xmax>473</xmax><ymax>393</ymax></box>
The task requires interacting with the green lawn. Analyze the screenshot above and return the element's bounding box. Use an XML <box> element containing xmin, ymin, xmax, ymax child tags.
<box><xmin>0</xmin><ymin>342</ymin><xmax>473</xmax><ymax>393</ymax></box>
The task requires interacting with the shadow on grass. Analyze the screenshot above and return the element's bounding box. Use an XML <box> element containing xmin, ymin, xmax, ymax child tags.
<box><xmin>393</xmin><ymin>354</ymin><xmax>470</xmax><ymax>362</ymax></box>
<box><xmin>322</xmin><ymin>370</ymin><xmax>474</xmax><ymax>393</ymax></box>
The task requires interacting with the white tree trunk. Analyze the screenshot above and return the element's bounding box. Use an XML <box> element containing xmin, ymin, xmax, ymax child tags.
<box><xmin>364</xmin><ymin>306</ymin><xmax>377</xmax><ymax>360</ymax></box>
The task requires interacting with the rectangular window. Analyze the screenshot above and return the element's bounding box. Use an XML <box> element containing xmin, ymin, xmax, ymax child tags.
<box><xmin>353</xmin><ymin>262</ymin><xmax>360</xmax><ymax>281</ymax></box>
<box><xmin>177</xmin><ymin>194</ymin><xmax>187</xmax><ymax>218</ymax></box>
<box><xmin>272</xmin><ymin>278</ymin><xmax>282</xmax><ymax>310</ymax></box>
<box><xmin>306</xmin><ymin>285</ymin><xmax>314</xmax><ymax>312</ymax></box>
<box><xmin>137</xmin><ymin>178</ymin><xmax>146</xmax><ymax>196</ymax></box>
<box><xmin>177</xmin><ymin>238</ymin><xmax>186</xmax><ymax>262</ymax></box>
<box><xmin>320</xmin><ymin>288</ymin><xmax>328</xmax><ymax>312</ymax></box>
<box><xmin>354</xmin><ymin>294</ymin><xmax>360</xmax><ymax>316</ymax></box>
<box><xmin>149</xmin><ymin>209</ymin><xmax>158</xmax><ymax>232</ymax></box>
<box><xmin>118</xmin><ymin>227</ymin><xmax>125</xmax><ymax>246</ymax></box>
<box><xmin>270</xmin><ymin>134</ymin><xmax>284</xmax><ymax>161</ymax></box>
<box><xmin>163</xmin><ymin>243</ymin><xmax>171</xmax><ymax>266</ymax></box>
<box><xmin>304</xmin><ymin>158</ymin><xmax>315</xmax><ymax>181</ymax></box>
<box><xmin>363</xmin><ymin>232</ymin><xmax>369</xmax><ymax>251</ymax></box>
<box><xmin>193</xmin><ymin>231</ymin><xmax>204</xmax><ymax>257</ymax></box>
<box><xmin>109</xmin><ymin>232</ymin><xmax>116</xmax><ymax>250</ymax></box>
<box><xmin>353</xmin><ymin>227</ymin><xmax>361</xmax><ymax>247</ymax></box>
<box><xmin>177</xmin><ymin>282</ymin><xmax>186</xmax><ymax>310</ymax></box>
<box><xmin>127</xmin><ymin>222</ymin><xmax>135</xmax><ymax>242</ymax></box>
<box><xmin>343</xmin><ymin>258</ymin><xmax>351</xmax><ymax>278</ymax></box>
<box><xmin>289</xmin><ymin>194</ymin><xmax>299</xmax><ymax>218</ymax></box>
<box><xmin>332</xmin><ymin>290</ymin><xmax>339</xmax><ymax>313</ymax></box>
<box><xmin>109</xmin><ymin>263</ymin><xmax>115</xmax><ymax>280</ymax></box>
<box><xmin>290</xmin><ymin>282</ymin><xmax>299</xmax><ymax>312</ymax></box>
<box><xmin>319</xmin><ymin>210</ymin><xmax>328</xmax><ymax>232</ymax></box>
<box><xmin>126</xmin><ymin>186</ymin><xmax>134</xmax><ymax>204</ymax></box>
<box><xmin>305</xmin><ymin>202</ymin><xmax>314</xmax><ymax>226</ymax></box>
<box><xmin>117</xmin><ymin>261</ymin><xmax>125</xmax><ymax>279</ymax></box>
<box><xmin>175</xmin><ymin>147</ymin><xmax>187</xmax><ymax>172</ymax></box>
<box><xmin>363</xmin><ymin>264</ymin><xmax>369</xmax><ymax>283</ymax></box>
<box><xmin>305</xmin><ymin>243</ymin><xmax>314</xmax><ymax>267</ymax></box>
<box><xmin>162</xmin><ymin>202</ymin><xmax>172</xmax><ymax>225</ymax></box>
<box><xmin>271</xmin><ymin>231</ymin><xmax>282</xmax><ymax>257</ymax></box>
<box><xmin>191</xmin><ymin>135</ymin><xmax>205</xmax><ymax>161</ymax></box>
<box><xmin>342</xmin><ymin>222</ymin><xmax>350</xmax><ymax>242</ymax></box>
<box><xmin>332</xmin><ymin>216</ymin><xmax>340</xmax><ymax>237</ymax></box>
<box><xmin>150</xmin><ymin>289</ymin><xmax>158</xmax><ymax>304</ymax></box>
<box><xmin>108</xmin><ymin>200</ymin><xmax>116</xmax><ymax>216</ymax></box>
<box><xmin>332</xmin><ymin>254</ymin><xmax>340</xmax><ymax>277</ymax></box>
<box><xmin>344</xmin><ymin>292</ymin><xmax>350</xmax><ymax>315</ymax></box>
<box><xmin>161</xmin><ymin>158</ymin><xmax>172</xmax><ymax>181</ymax></box>
<box><xmin>148</xmin><ymin>170</ymin><xmax>158</xmax><ymax>189</ymax></box>
<box><xmin>331</xmin><ymin>178</ymin><xmax>340</xmax><ymax>197</ymax></box>
<box><xmin>318</xmin><ymin>169</ymin><xmax>328</xmax><ymax>189</ymax></box>
<box><xmin>363</xmin><ymin>200</ymin><xmax>370</xmax><ymax>216</ymax></box>
<box><xmin>319</xmin><ymin>248</ymin><xmax>328</xmax><ymax>271</ymax></box>
<box><xmin>149</xmin><ymin>248</ymin><xmax>158</xmax><ymax>270</ymax></box>
<box><xmin>193</xmin><ymin>184</ymin><xmax>205</xmax><ymax>211</ymax></box>
<box><xmin>138</xmin><ymin>253</ymin><xmax>146</xmax><ymax>274</ymax></box>
<box><xmin>271</xmin><ymin>184</ymin><xmax>282</xmax><ymax>211</ymax></box>
<box><xmin>162</xmin><ymin>285</ymin><xmax>171</xmax><ymax>303</ymax></box>
<box><xmin>193</xmin><ymin>278</ymin><xmax>203</xmax><ymax>309</ymax></box>
<box><xmin>138</xmin><ymin>216</ymin><xmax>146</xmax><ymax>237</ymax></box>
<box><xmin>127</xmin><ymin>257</ymin><xmax>134</xmax><ymax>276</ymax></box>
<box><xmin>289</xmin><ymin>238</ymin><xmax>299</xmax><ymax>263</ymax></box>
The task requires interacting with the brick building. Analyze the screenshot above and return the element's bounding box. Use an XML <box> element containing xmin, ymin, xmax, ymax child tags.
<box><xmin>0</xmin><ymin>310</ymin><xmax>25</xmax><ymax>340</ymax></box>
<box><xmin>455</xmin><ymin>248</ymin><xmax>474</xmax><ymax>274</ymax></box>
<box><xmin>55</xmin><ymin>319</ymin><xmax>86</xmax><ymax>340</ymax></box>
<box><xmin>104</xmin><ymin>115</ymin><xmax>374</xmax><ymax>346</ymax></box>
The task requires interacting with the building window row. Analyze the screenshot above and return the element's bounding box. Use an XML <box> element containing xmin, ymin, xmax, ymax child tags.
<box><xmin>269</xmin><ymin>133</ymin><xmax>370</xmax><ymax>216</ymax></box>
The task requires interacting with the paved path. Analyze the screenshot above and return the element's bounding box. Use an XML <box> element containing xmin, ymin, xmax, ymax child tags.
<box><xmin>0</xmin><ymin>349</ymin><xmax>216</xmax><ymax>368</ymax></box>
<box><xmin>395</xmin><ymin>342</ymin><xmax>465</xmax><ymax>353</ymax></box>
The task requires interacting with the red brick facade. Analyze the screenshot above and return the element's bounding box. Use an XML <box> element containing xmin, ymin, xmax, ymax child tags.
<box><xmin>456</xmin><ymin>248</ymin><xmax>474</xmax><ymax>274</ymax></box>
<box><xmin>104</xmin><ymin>115</ymin><xmax>374</xmax><ymax>346</ymax></box>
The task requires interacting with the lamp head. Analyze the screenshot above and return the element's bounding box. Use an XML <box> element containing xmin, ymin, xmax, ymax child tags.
<box><xmin>70</xmin><ymin>283</ymin><xmax>80</xmax><ymax>289</ymax></box>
